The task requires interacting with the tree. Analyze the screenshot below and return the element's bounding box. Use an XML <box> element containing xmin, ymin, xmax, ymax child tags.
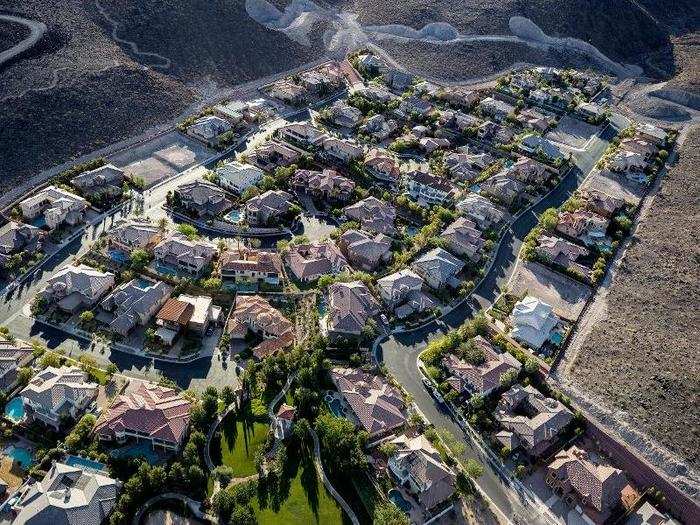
<box><xmin>499</xmin><ymin>369</ymin><xmax>518</xmax><ymax>388</ymax></box>
<box><xmin>524</xmin><ymin>358</ymin><xmax>539</xmax><ymax>375</ymax></box>
<box><xmin>379</xmin><ymin>442</ymin><xmax>398</xmax><ymax>458</ymax></box>
<box><xmin>373</xmin><ymin>502</ymin><xmax>410</xmax><ymax>525</ymax></box>
<box><xmin>515</xmin><ymin>464</ymin><xmax>527</xmax><ymax>478</ymax></box>
<box><xmin>315</xmin><ymin>412</ymin><xmax>368</xmax><ymax>474</ymax></box>
<box><xmin>539</xmin><ymin>208</ymin><xmax>559</xmax><ymax>231</ymax></box>
<box><xmin>460</xmin><ymin>339</ymin><xmax>485</xmax><ymax>365</ymax></box>
<box><xmin>201</xmin><ymin>277</ymin><xmax>222</xmax><ymax>291</ymax></box>
<box><xmin>129</xmin><ymin>249</ymin><xmax>150</xmax><ymax>270</ymax></box>
<box><xmin>177</xmin><ymin>223</ymin><xmax>199</xmax><ymax>240</ymax></box>
<box><xmin>221</xmin><ymin>385</ymin><xmax>236</xmax><ymax>406</ymax></box>
<box><xmin>17</xmin><ymin>367</ymin><xmax>33</xmax><ymax>387</ymax></box>
<box><xmin>465</xmin><ymin>458</ymin><xmax>485</xmax><ymax>479</ymax></box>
<box><xmin>106</xmin><ymin>363</ymin><xmax>118</xmax><ymax>376</ymax></box>
<box><xmin>230</xmin><ymin>504</ymin><xmax>257</xmax><ymax>525</ymax></box>
<box><xmin>65</xmin><ymin>414</ymin><xmax>96</xmax><ymax>452</ymax></box>
<box><xmin>78</xmin><ymin>311</ymin><xmax>95</xmax><ymax>326</ymax></box>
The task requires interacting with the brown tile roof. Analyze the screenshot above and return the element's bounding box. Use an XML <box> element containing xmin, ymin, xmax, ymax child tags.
<box><xmin>156</xmin><ymin>298</ymin><xmax>195</xmax><ymax>326</ymax></box>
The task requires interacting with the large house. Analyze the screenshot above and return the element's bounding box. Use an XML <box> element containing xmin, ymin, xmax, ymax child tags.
<box><xmin>244</xmin><ymin>190</ymin><xmax>294</xmax><ymax>226</ymax></box>
<box><xmin>440</xmin><ymin>217</ymin><xmax>485</xmax><ymax>262</ymax></box>
<box><xmin>11</xmin><ymin>462</ymin><xmax>120</xmax><ymax>525</ymax></box>
<box><xmin>216</xmin><ymin>161</ymin><xmax>264</xmax><ymax>194</ymax></box>
<box><xmin>330</xmin><ymin>367</ymin><xmax>407</xmax><ymax>439</ymax></box>
<box><xmin>609</xmin><ymin>150</ymin><xmax>647</xmax><ymax>172</ymax></box>
<box><xmin>479</xmin><ymin>97</ymin><xmax>515</xmax><ymax>121</ymax></box>
<box><xmin>99</xmin><ymin>279</ymin><xmax>172</xmax><ymax>336</ymax></box>
<box><xmin>154</xmin><ymin>234</ymin><xmax>217</xmax><ymax>276</ymax></box>
<box><xmin>277</xmin><ymin>122</ymin><xmax>327</xmax><ymax>149</ymax></box>
<box><xmin>443</xmin><ymin>152</ymin><xmax>479</xmax><ymax>183</ymax></box>
<box><xmin>322</xmin><ymin>281</ymin><xmax>382</xmax><ymax>339</ymax></box>
<box><xmin>510</xmin><ymin>157</ymin><xmax>549</xmax><ymax>185</ymax></box>
<box><xmin>442</xmin><ymin>336</ymin><xmax>522</xmax><ymax>396</ymax></box>
<box><xmin>291</xmin><ymin>168</ymin><xmax>355</xmax><ymax>202</ymax></box>
<box><xmin>0</xmin><ymin>339</ymin><xmax>34</xmax><ymax>393</ymax></box>
<box><xmin>173</xmin><ymin>181</ymin><xmax>232</xmax><ymax>218</ymax></box>
<box><xmin>456</xmin><ymin>193</ymin><xmax>507</xmax><ymax>231</ymax></box>
<box><xmin>321</xmin><ymin>136</ymin><xmax>364</xmax><ymax>164</ymax></box>
<box><xmin>509</xmin><ymin>295</ymin><xmax>561</xmax><ymax>350</ymax></box>
<box><xmin>327</xmin><ymin>100</ymin><xmax>363</xmax><ymax>128</ymax></box>
<box><xmin>38</xmin><ymin>264</ymin><xmax>115</xmax><ymax>313</ymax></box>
<box><xmin>285</xmin><ymin>242</ymin><xmax>348</xmax><ymax>282</ymax></box>
<box><xmin>226</xmin><ymin>295</ymin><xmax>294</xmax><ymax>360</ymax></box>
<box><xmin>495</xmin><ymin>384</ymin><xmax>573</xmax><ymax>457</ymax></box>
<box><xmin>338</xmin><ymin>229</ymin><xmax>392</xmax><ymax>271</ymax></box>
<box><xmin>343</xmin><ymin>196</ymin><xmax>396</xmax><ymax>236</ymax></box>
<box><xmin>108</xmin><ymin>220</ymin><xmax>162</xmax><ymax>255</ymax></box>
<box><xmin>155</xmin><ymin>294</ymin><xmax>220</xmax><ymax>345</ymax></box>
<box><xmin>71</xmin><ymin>164</ymin><xmax>125</xmax><ymax>198</ymax></box>
<box><xmin>364</xmin><ymin>148</ymin><xmax>400</xmax><ymax>184</ymax></box>
<box><xmin>520</xmin><ymin>134</ymin><xmax>564</xmax><ymax>162</ymax></box>
<box><xmin>0</xmin><ymin>222</ymin><xmax>44</xmax><ymax>270</ymax></box>
<box><xmin>95</xmin><ymin>380</ymin><xmax>191</xmax><ymax>451</ymax></box>
<box><xmin>19</xmin><ymin>186</ymin><xmax>89</xmax><ymax>230</ymax></box>
<box><xmin>536</xmin><ymin>234</ymin><xmax>591</xmax><ymax>280</ymax></box>
<box><xmin>361</xmin><ymin>115</ymin><xmax>398</xmax><ymax>142</ymax></box>
<box><xmin>636</xmin><ymin>123</ymin><xmax>667</xmax><ymax>146</ymax></box>
<box><xmin>219</xmin><ymin>245</ymin><xmax>283</xmax><ymax>285</ymax></box>
<box><xmin>547</xmin><ymin>446</ymin><xmax>629</xmax><ymax>522</ymax></box>
<box><xmin>185</xmin><ymin>115</ymin><xmax>232</xmax><ymax>146</ymax></box>
<box><xmin>249</xmin><ymin>141</ymin><xmax>301</xmax><ymax>172</ymax></box>
<box><xmin>480</xmin><ymin>172</ymin><xmax>526</xmax><ymax>207</ymax></box>
<box><xmin>388</xmin><ymin>434</ymin><xmax>456</xmax><ymax>512</ymax></box>
<box><xmin>403</xmin><ymin>169</ymin><xmax>459</xmax><ymax>207</ymax></box>
<box><xmin>377</xmin><ymin>269</ymin><xmax>436</xmax><ymax>319</ymax></box>
<box><xmin>556</xmin><ymin>211</ymin><xmax>608</xmax><ymax>246</ymax></box>
<box><xmin>579</xmin><ymin>189</ymin><xmax>624</xmax><ymax>218</ymax></box>
<box><xmin>411</xmin><ymin>247</ymin><xmax>464</xmax><ymax>290</ymax></box>
<box><xmin>20</xmin><ymin>366</ymin><xmax>98</xmax><ymax>430</ymax></box>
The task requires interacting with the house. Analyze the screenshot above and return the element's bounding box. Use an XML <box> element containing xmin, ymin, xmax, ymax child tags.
<box><xmin>609</xmin><ymin>150</ymin><xmax>648</xmax><ymax>172</ymax></box>
<box><xmin>510</xmin><ymin>295</ymin><xmax>561</xmax><ymax>350</ymax></box>
<box><xmin>388</xmin><ymin>434</ymin><xmax>456</xmax><ymax>512</ymax></box>
<box><xmin>178</xmin><ymin>294</ymin><xmax>221</xmax><ymax>335</ymax></box>
<box><xmin>518</xmin><ymin>108</ymin><xmax>554</xmax><ymax>132</ymax></box>
<box><xmin>418</xmin><ymin>137</ymin><xmax>450</xmax><ymax>154</ymax></box>
<box><xmin>226</xmin><ymin>295</ymin><xmax>294</xmax><ymax>360</ymax></box>
<box><xmin>0</xmin><ymin>222</ymin><xmax>43</xmax><ymax>270</ymax></box>
<box><xmin>277</xmin><ymin>122</ymin><xmax>327</xmax><ymax>148</ymax></box>
<box><xmin>330</xmin><ymin>367</ymin><xmax>407</xmax><ymax>438</ymax></box>
<box><xmin>495</xmin><ymin>384</ymin><xmax>573</xmax><ymax>457</ymax></box>
<box><xmin>360</xmin><ymin>114</ymin><xmax>398</xmax><ymax>141</ymax></box>
<box><xmin>579</xmin><ymin>189</ymin><xmax>624</xmax><ymax>218</ymax></box>
<box><xmin>0</xmin><ymin>339</ymin><xmax>34</xmax><ymax>393</ymax></box>
<box><xmin>213</xmin><ymin>99</ymin><xmax>248</xmax><ymax>124</ymax></box>
<box><xmin>442</xmin><ymin>335</ymin><xmax>522</xmax><ymax>396</ymax></box>
<box><xmin>440</xmin><ymin>217</ymin><xmax>485</xmax><ymax>261</ymax></box>
<box><xmin>219</xmin><ymin>245</ymin><xmax>283</xmax><ymax>285</ymax></box>
<box><xmin>71</xmin><ymin>164</ymin><xmax>125</xmax><ymax>198</ymax></box>
<box><xmin>99</xmin><ymin>279</ymin><xmax>172</xmax><ymax>336</ymax></box>
<box><xmin>108</xmin><ymin>220</ymin><xmax>162</xmax><ymax>254</ymax></box>
<box><xmin>529</xmin><ymin>88</ymin><xmax>551</xmax><ymax>105</ymax></box>
<box><xmin>153</xmin><ymin>234</ymin><xmax>217</xmax><ymax>276</ymax></box>
<box><xmin>383</xmin><ymin>69</ymin><xmax>415</xmax><ymax>92</ymax></box>
<box><xmin>546</xmin><ymin>445</ymin><xmax>629</xmax><ymax>521</ymax></box>
<box><xmin>479</xmin><ymin>97</ymin><xmax>515</xmax><ymax>121</ymax></box>
<box><xmin>327</xmin><ymin>100</ymin><xmax>363</xmax><ymax>128</ymax></box>
<box><xmin>625</xmin><ymin>502</ymin><xmax>681</xmax><ymax>525</ymax></box>
<box><xmin>20</xmin><ymin>366</ymin><xmax>98</xmax><ymax>430</ymax></box>
<box><xmin>443</xmin><ymin>152</ymin><xmax>479</xmax><ymax>183</ymax></box>
<box><xmin>520</xmin><ymin>134</ymin><xmax>564</xmax><ymax>162</ymax></box>
<box><xmin>364</xmin><ymin>148</ymin><xmax>400</xmax><ymax>183</ymax></box>
<box><xmin>185</xmin><ymin>115</ymin><xmax>232</xmax><ymax>146</ymax></box>
<box><xmin>95</xmin><ymin>380</ymin><xmax>191</xmax><ymax>451</ymax></box>
<box><xmin>321</xmin><ymin>136</ymin><xmax>364</xmax><ymax>164</ymax></box>
<box><xmin>536</xmin><ymin>235</ymin><xmax>591</xmax><ymax>279</ymax></box>
<box><xmin>411</xmin><ymin>247</ymin><xmax>465</xmax><ymax>290</ymax></box>
<box><xmin>19</xmin><ymin>185</ymin><xmax>88</xmax><ymax>230</ymax></box>
<box><xmin>403</xmin><ymin>169</ymin><xmax>459</xmax><ymax>207</ymax></box>
<box><xmin>356</xmin><ymin>53</ymin><xmax>385</xmax><ymax>76</ymax></box>
<box><xmin>438</xmin><ymin>87</ymin><xmax>479</xmax><ymax>109</ymax></box>
<box><xmin>510</xmin><ymin>157</ymin><xmax>549</xmax><ymax>185</ymax></box>
<box><xmin>456</xmin><ymin>193</ymin><xmax>507</xmax><ymax>230</ymax></box>
<box><xmin>11</xmin><ymin>462</ymin><xmax>120</xmax><ymax>525</ymax></box>
<box><xmin>510</xmin><ymin>71</ymin><xmax>538</xmax><ymax>91</ymax></box>
<box><xmin>274</xmin><ymin>404</ymin><xmax>296</xmax><ymax>440</ymax></box>
<box><xmin>174</xmin><ymin>181</ymin><xmax>232</xmax><ymax>218</ymax></box>
<box><xmin>38</xmin><ymin>264</ymin><xmax>115</xmax><ymax>313</ymax></box>
<box><xmin>338</xmin><ymin>229</ymin><xmax>392</xmax><ymax>271</ymax></box>
<box><xmin>556</xmin><ymin>211</ymin><xmax>609</xmax><ymax>246</ymax></box>
<box><xmin>216</xmin><ymin>161</ymin><xmax>264</xmax><ymax>194</ymax></box>
<box><xmin>343</xmin><ymin>196</ymin><xmax>396</xmax><ymax>236</ymax></box>
<box><xmin>285</xmin><ymin>242</ymin><xmax>348</xmax><ymax>282</ymax></box>
<box><xmin>354</xmin><ymin>84</ymin><xmax>394</xmax><ymax>104</ymax></box>
<box><xmin>155</xmin><ymin>298</ymin><xmax>194</xmax><ymax>345</ymax></box>
<box><xmin>619</xmin><ymin>137</ymin><xmax>657</xmax><ymax>160</ymax></box>
<box><xmin>377</xmin><ymin>269</ymin><xmax>435</xmax><ymax>319</ymax></box>
<box><xmin>268</xmin><ymin>79</ymin><xmax>306</xmax><ymax>105</ymax></box>
<box><xmin>291</xmin><ymin>169</ymin><xmax>355</xmax><ymax>202</ymax></box>
<box><xmin>244</xmin><ymin>190</ymin><xmax>294</xmax><ymax>226</ymax></box>
<box><xmin>322</xmin><ymin>280</ymin><xmax>382</xmax><ymax>339</ymax></box>
<box><xmin>480</xmin><ymin>172</ymin><xmax>526</xmax><ymax>206</ymax></box>
<box><xmin>636</xmin><ymin>123</ymin><xmax>668</xmax><ymax>146</ymax></box>
<box><xmin>249</xmin><ymin>141</ymin><xmax>301</xmax><ymax>171</ymax></box>
<box><xmin>399</xmin><ymin>97</ymin><xmax>434</xmax><ymax>118</ymax></box>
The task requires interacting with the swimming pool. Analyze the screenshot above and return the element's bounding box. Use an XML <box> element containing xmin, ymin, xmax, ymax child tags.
<box><xmin>327</xmin><ymin>398</ymin><xmax>343</xmax><ymax>418</ymax></box>
<box><xmin>225</xmin><ymin>209</ymin><xmax>242</xmax><ymax>223</ymax></box>
<box><xmin>65</xmin><ymin>455</ymin><xmax>107</xmax><ymax>472</ymax></box>
<box><xmin>154</xmin><ymin>262</ymin><xmax>179</xmax><ymax>277</ymax></box>
<box><xmin>388</xmin><ymin>489</ymin><xmax>412</xmax><ymax>513</ymax></box>
<box><xmin>5</xmin><ymin>445</ymin><xmax>33</xmax><ymax>469</ymax></box>
<box><xmin>4</xmin><ymin>397</ymin><xmax>25</xmax><ymax>423</ymax></box>
<box><xmin>108</xmin><ymin>250</ymin><xmax>129</xmax><ymax>265</ymax></box>
<box><xmin>110</xmin><ymin>442</ymin><xmax>162</xmax><ymax>464</ymax></box>
<box><xmin>133</xmin><ymin>278</ymin><xmax>155</xmax><ymax>289</ymax></box>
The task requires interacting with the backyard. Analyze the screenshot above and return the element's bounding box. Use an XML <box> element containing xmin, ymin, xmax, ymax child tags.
<box><xmin>211</xmin><ymin>403</ymin><xmax>269</xmax><ymax>478</ymax></box>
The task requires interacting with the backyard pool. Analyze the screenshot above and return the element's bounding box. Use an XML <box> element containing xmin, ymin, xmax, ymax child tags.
<box><xmin>326</xmin><ymin>397</ymin><xmax>344</xmax><ymax>418</ymax></box>
<box><xmin>225</xmin><ymin>209</ymin><xmax>242</xmax><ymax>223</ymax></box>
<box><xmin>65</xmin><ymin>455</ymin><xmax>107</xmax><ymax>472</ymax></box>
<box><xmin>110</xmin><ymin>442</ymin><xmax>162</xmax><ymax>464</ymax></box>
<box><xmin>154</xmin><ymin>262</ymin><xmax>179</xmax><ymax>277</ymax></box>
<box><xmin>4</xmin><ymin>397</ymin><xmax>25</xmax><ymax>423</ymax></box>
<box><xmin>5</xmin><ymin>445</ymin><xmax>33</xmax><ymax>469</ymax></box>
<box><xmin>108</xmin><ymin>250</ymin><xmax>129</xmax><ymax>265</ymax></box>
<box><xmin>388</xmin><ymin>489</ymin><xmax>412</xmax><ymax>513</ymax></box>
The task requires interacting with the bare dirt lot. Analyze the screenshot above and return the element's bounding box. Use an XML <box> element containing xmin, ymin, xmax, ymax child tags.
<box><xmin>580</xmin><ymin>169</ymin><xmax>647</xmax><ymax>207</ymax></box>
<box><xmin>562</xmin><ymin>126</ymin><xmax>700</xmax><ymax>473</ymax></box>
<box><xmin>507</xmin><ymin>260</ymin><xmax>592</xmax><ymax>321</ymax></box>
<box><xmin>545</xmin><ymin>115</ymin><xmax>599</xmax><ymax>149</ymax></box>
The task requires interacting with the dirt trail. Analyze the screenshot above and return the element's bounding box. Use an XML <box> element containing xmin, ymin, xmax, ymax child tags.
<box><xmin>0</xmin><ymin>14</ymin><xmax>46</xmax><ymax>67</ymax></box>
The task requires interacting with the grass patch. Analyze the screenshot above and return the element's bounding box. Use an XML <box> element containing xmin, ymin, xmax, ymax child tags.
<box><xmin>211</xmin><ymin>404</ymin><xmax>269</xmax><ymax>478</ymax></box>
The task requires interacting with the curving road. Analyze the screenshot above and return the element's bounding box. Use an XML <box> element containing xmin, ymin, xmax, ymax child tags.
<box><xmin>0</xmin><ymin>14</ymin><xmax>46</xmax><ymax>67</ymax></box>
<box><xmin>377</xmin><ymin>118</ymin><xmax>623</xmax><ymax>524</ymax></box>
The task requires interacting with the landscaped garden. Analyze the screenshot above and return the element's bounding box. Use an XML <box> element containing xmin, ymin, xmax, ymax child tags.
<box><xmin>211</xmin><ymin>403</ymin><xmax>269</xmax><ymax>478</ymax></box>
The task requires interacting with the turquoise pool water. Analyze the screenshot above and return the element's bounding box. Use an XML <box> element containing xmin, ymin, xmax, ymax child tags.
<box><xmin>5</xmin><ymin>446</ymin><xmax>32</xmax><ymax>469</ymax></box>
<box><xmin>108</xmin><ymin>250</ymin><xmax>129</xmax><ymax>264</ymax></box>
<box><xmin>550</xmin><ymin>332</ymin><xmax>564</xmax><ymax>345</ymax></box>
<box><xmin>327</xmin><ymin>398</ymin><xmax>343</xmax><ymax>417</ymax></box>
<box><xmin>110</xmin><ymin>442</ymin><xmax>162</xmax><ymax>464</ymax></box>
<box><xmin>225</xmin><ymin>209</ymin><xmax>242</xmax><ymax>223</ymax></box>
<box><xmin>154</xmin><ymin>262</ymin><xmax>179</xmax><ymax>277</ymax></box>
<box><xmin>388</xmin><ymin>489</ymin><xmax>412</xmax><ymax>513</ymax></box>
<box><xmin>4</xmin><ymin>397</ymin><xmax>25</xmax><ymax>423</ymax></box>
<box><xmin>65</xmin><ymin>455</ymin><xmax>107</xmax><ymax>472</ymax></box>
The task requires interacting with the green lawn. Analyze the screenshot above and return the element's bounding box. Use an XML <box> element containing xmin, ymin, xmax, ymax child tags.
<box><xmin>252</xmin><ymin>448</ymin><xmax>348</xmax><ymax>525</ymax></box>
<box><xmin>212</xmin><ymin>404</ymin><xmax>269</xmax><ymax>478</ymax></box>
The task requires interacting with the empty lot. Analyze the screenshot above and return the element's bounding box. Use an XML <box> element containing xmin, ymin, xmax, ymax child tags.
<box><xmin>546</xmin><ymin>115</ymin><xmax>599</xmax><ymax>149</ymax></box>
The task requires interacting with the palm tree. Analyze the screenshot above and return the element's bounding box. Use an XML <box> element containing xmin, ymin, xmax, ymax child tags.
<box><xmin>158</xmin><ymin>217</ymin><xmax>168</xmax><ymax>232</ymax></box>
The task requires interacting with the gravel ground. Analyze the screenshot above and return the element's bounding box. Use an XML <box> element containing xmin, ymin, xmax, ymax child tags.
<box><xmin>562</xmin><ymin>126</ymin><xmax>700</xmax><ymax>474</ymax></box>
<box><xmin>0</xmin><ymin>18</ymin><xmax>30</xmax><ymax>51</ymax></box>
